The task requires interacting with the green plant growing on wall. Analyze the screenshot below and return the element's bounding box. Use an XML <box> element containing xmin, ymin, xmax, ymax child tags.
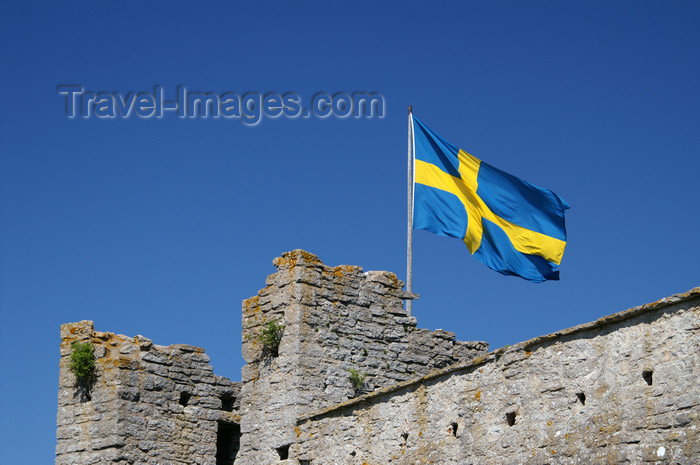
<box><xmin>68</xmin><ymin>341</ymin><xmax>96</xmax><ymax>382</ymax></box>
<box><xmin>258</xmin><ymin>319</ymin><xmax>284</xmax><ymax>357</ymax></box>
<box><xmin>68</xmin><ymin>341</ymin><xmax>97</xmax><ymax>401</ymax></box>
<box><xmin>348</xmin><ymin>368</ymin><xmax>365</xmax><ymax>394</ymax></box>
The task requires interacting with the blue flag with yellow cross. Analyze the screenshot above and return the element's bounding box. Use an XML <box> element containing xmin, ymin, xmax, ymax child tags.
<box><xmin>412</xmin><ymin>116</ymin><xmax>570</xmax><ymax>282</ymax></box>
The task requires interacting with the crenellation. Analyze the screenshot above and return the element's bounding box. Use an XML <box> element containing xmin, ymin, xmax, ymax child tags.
<box><xmin>56</xmin><ymin>251</ymin><xmax>699</xmax><ymax>464</ymax></box>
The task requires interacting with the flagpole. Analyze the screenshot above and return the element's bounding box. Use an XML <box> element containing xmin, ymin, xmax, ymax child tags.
<box><xmin>406</xmin><ymin>106</ymin><xmax>414</xmax><ymax>317</ymax></box>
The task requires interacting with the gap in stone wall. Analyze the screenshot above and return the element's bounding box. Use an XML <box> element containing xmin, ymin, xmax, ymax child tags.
<box><xmin>221</xmin><ymin>394</ymin><xmax>235</xmax><ymax>412</ymax></box>
<box><xmin>216</xmin><ymin>422</ymin><xmax>240</xmax><ymax>465</ymax></box>
<box><xmin>275</xmin><ymin>444</ymin><xmax>290</xmax><ymax>460</ymax></box>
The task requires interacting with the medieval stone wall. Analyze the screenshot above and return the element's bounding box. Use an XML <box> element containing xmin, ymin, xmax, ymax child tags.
<box><xmin>236</xmin><ymin>250</ymin><xmax>488</xmax><ymax>465</ymax></box>
<box><xmin>290</xmin><ymin>289</ymin><xmax>700</xmax><ymax>465</ymax></box>
<box><xmin>55</xmin><ymin>251</ymin><xmax>699</xmax><ymax>465</ymax></box>
<box><xmin>56</xmin><ymin>321</ymin><xmax>241</xmax><ymax>465</ymax></box>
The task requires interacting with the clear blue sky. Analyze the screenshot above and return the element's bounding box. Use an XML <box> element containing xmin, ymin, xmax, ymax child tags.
<box><xmin>1</xmin><ymin>1</ymin><xmax>699</xmax><ymax>462</ymax></box>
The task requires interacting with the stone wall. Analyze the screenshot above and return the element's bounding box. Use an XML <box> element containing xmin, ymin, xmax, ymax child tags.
<box><xmin>290</xmin><ymin>288</ymin><xmax>700</xmax><ymax>465</ymax></box>
<box><xmin>55</xmin><ymin>251</ymin><xmax>700</xmax><ymax>465</ymax></box>
<box><xmin>56</xmin><ymin>321</ymin><xmax>241</xmax><ymax>465</ymax></box>
<box><xmin>236</xmin><ymin>250</ymin><xmax>488</xmax><ymax>465</ymax></box>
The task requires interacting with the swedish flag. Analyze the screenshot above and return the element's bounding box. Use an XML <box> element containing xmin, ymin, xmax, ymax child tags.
<box><xmin>412</xmin><ymin>116</ymin><xmax>570</xmax><ymax>282</ymax></box>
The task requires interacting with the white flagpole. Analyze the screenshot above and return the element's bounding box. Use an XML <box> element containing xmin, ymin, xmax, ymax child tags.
<box><xmin>406</xmin><ymin>106</ymin><xmax>414</xmax><ymax>317</ymax></box>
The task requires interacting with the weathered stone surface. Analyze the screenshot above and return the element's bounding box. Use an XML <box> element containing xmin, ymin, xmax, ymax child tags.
<box><xmin>291</xmin><ymin>289</ymin><xmax>700</xmax><ymax>465</ymax></box>
<box><xmin>56</xmin><ymin>321</ymin><xmax>241</xmax><ymax>465</ymax></box>
<box><xmin>56</xmin><ymin>250</ymin><xmax>699</xmax><ymax>465</ymax></box>
<box><xmin>235</xmin><ymin>250</ymin><xmax>487</xmax><ymax>465</ymax></box>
